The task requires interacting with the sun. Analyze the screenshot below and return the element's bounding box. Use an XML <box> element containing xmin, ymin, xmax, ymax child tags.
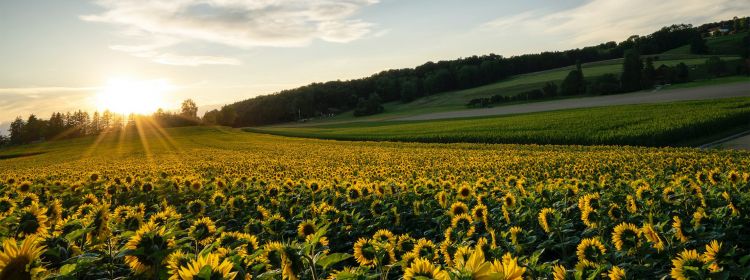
<box><xmin>96</xmin><ymin>78</ymin><xmax>173</xmax><ymax>115</ymax></box>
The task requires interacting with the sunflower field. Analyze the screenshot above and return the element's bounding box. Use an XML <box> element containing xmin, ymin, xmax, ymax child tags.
<box><xmin>0</xmin><ymin>127</ymin><xmax>749</xmax><ymax>279</ymax></box>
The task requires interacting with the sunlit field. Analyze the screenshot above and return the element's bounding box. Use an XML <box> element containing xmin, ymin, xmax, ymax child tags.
<box><xmin>0</xmin><ymin>126</ymin><xmax>748</xmax><ymax>279</ymax></box>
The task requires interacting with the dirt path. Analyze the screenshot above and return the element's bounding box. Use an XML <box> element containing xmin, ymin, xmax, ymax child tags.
<box><xmin>394</xmin><ymin>82</ymin><xmax>750</xmax><ymax>121</ymax></box>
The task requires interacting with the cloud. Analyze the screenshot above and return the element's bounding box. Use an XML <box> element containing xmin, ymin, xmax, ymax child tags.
<box><xmin>82</xmin><ymin>0</ymin><xmax>379</xmax><ymax>65</ymax></box>
<box><xmin>482</xmin><ymin>0</ymin><xmax>750</xmax><ymax>48</ymax></box>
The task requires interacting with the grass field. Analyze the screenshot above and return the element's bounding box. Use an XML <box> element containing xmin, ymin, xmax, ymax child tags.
<box><xmin>250</xmin><ymin>97</ymin><xmax>750</xmax><ymax>147</ymax></box>
<box><xmin>1</xmin><ymin>126</ymin><xmax>750</xmax><ymax>279</ymax></box>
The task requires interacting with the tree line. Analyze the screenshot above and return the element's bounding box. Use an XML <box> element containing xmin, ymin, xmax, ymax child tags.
<box><xmin>204</xmin><ymin>17</ymin><xmax>750</xmax><ymax>127</ymax></box>
<box><xmin>1</xmin><ymin>99</ymin><xmax>200</xmax><ymax>146</ymax></box>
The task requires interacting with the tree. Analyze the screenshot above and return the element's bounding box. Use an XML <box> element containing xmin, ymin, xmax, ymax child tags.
<box><xmin>620</xmin><ymin>49</ymin><xmax>643</xmax><ymax>92</ymax></box>
<box><xmin>641</xmin><ymin>58</ymin><xmax>656</xmax><ymax>89</ymax></box>
<box><xmin>353</xmin><ymin>93</ymin><xmax>384</xmax><ymax>117</ymax></box>
<box><xmin>457</xmin><ymin>65</ymin><xmax>480</xmax><ymax>88</ymax></box>
<box><xmin>690</xmin><ymin>34</ymin><xmax>709</xmax><ymax>54</ymax></box>
<box><xmin>202</xmin><ymin>109</ymin><xmax>220</xmax><ymax>125</ymax></box>
<box><xmin>24</xmin><ymin>114</ymin><xmax>44</xmax><ymax>143</ymax></box>
<box><xmin>9</xmin><ymin>117</ymin><xmax>24</xmax><ymax>145</ymax></box>
<box><xmin>560</xmin><ymin>61</ymin><xmax>585</xmax><ymax>96</ymax></box>
<box><xmin>675</xmin><ymin>63</ymin><xmax>690</xmax><ymax>83</ymax></box>
<box><xmin>542</xmin><ymin>82</ymin><xmax>558</xmax><ymax>98</ymax></box>
<box><xmin>400</xmin><ymin>78</ymin><xmax>420</xmax><ymax>102</ymax></box>
<box><xmin>705</xmin><ymin>57</ymin><xmax>726</xmax><ymax>78</ymax></box>
<box><xmin>181</xmin><ymin>99</ymin><xmax>199</xmax><ymax>119</ymax></box>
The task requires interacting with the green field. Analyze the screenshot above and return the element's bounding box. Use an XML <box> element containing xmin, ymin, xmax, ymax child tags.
<box><xmin>250</xmin><ymin>97</ymin><xmax>750</xmax><ymax>147</ymax></box>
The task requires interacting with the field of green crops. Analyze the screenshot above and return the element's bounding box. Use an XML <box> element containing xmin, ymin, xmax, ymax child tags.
<box><xmin>250</xmin><ymin>97</ymin><xmax>750</xmax><ymax>147</ymax></box>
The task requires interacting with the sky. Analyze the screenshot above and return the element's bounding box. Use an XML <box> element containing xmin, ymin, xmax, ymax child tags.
<box><xmin>1</xmin><ymin>0</ymin><xmax>749</xmax><ymax>134</ymax></box>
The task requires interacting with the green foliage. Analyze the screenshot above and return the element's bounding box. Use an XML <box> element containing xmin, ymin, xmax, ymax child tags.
<box><xmin>620</xmin><ymin>50</ymin><xmax>643</xmax><ymax>92</ymax></box>
<box><xmin>252</xmin><ymin>97</ymin><xmax>750</xmax><ymax>147</ymax></box>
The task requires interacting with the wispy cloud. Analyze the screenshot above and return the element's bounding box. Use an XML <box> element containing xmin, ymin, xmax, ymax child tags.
<box><xmin>81</xmin><ymin>0</ymin><xmax>380</xmax><ymax>65</ymax></box>
<box><xmin>482</xmin><ymin>0</ymin><xmax>750</xmax><ymax>48</ymax></box>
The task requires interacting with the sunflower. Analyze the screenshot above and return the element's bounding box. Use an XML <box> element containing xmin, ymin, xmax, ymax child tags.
<box><xmin>228</xmin><ymin>195</ymin><xmax>247</xmax><ymax>212</ymax></box>
<box><xmin>538</xmin><ymin>208</ymin><xmax>555</xmax><ymax>233</ymax></box>
<box><xmin>703</xmin><ymin>240</ymin><xmax>722</xmax><ymax>272</ymax></box>
<box><xmin>189</xmin><ymin>217</ymin><xmax>217</xmax><ymax>246</ymax></box>
<box><xmin>81</xmin><ymin>193</ymin><xmax>99</xmax><ymax>205</ymax></box>
<box><xmin>607</xmin><ymin>204</ymin><xmax>622</xmax><ymax>220</ymax></box>
<box><xmin>508</xmin><ymin>226</ymin><xmax>522</xmax><ymax>246</ymax></box>
<box><xmin>672</xmin><ymin>216</ymin><xmax>688</xmax><ymax>243</ymax></box>
<box><xmin>177</xmin><ymin>253</ymin><xmax>236</xmax><ymax>280</ymax></box>
<box><xmin>263</xmin><ymin>242</ymin><xmax>298</xmax><ymax>280</ymax></box>
<box><xmin>489</xmin><ymin>253</ymin><xmax>526</xmax><ymax>280</ymax></box>
<box><xmin>451</xmin><ymin>247</ymin><xmax>491</xmax><ymax>279</ymax></box>
<box><xmin>576</xmin><ymin>238</ymin><xmax>606</xmax><ymax>265</ymax></box>
<box><xmin>149</xmin><ymin>207</ymin><xmax>182</xmax><ymax>226</ymax></box>
<box><xmin>16</xmin><ymin>203</ymin><xmax>48</xmax><ymax>238</ymax></box>
<box><xmin>435</xmin><ymin>191</ymin><xmax>448</xmax><ymax>208</ymax></box>
<box><xmin>0</xmin><ymin>236</ymin><xmax>46</xmax><ymax>280</ymax></box>
<box><xmin>297</xmin><ymin>220</ymin><xmax>317</xmax><ymax>238</ymax></box>
<box><xmin>726</xmin><ymin>170</ymin><xmax>740</xmax><ymax>185</ymax></box>
<box><xmin>124</xmin><ymin>221</ymin><xmax>172</xmax><ymax>275</ymax></box>
<box><xmin>707</xmin><ymin>169</ymin><xmax>721</xmax><ymax>186</ymax></box>
<box><xmin>456</xmin><ymin>184</ymin><xmax>473</xmax><ymax>200</ymax></box>
<box><xmin>86</xmin><ymin>203</ymin><xmax>111</xmax><ymax>243</ymax></box>
<box><xmin>411</xmin><ymin>238</ymin><xmax>439</xmax><ymax>261</ymax></box>
<box><xmin>670</xmin><ymin>249</ymin><xmax>706</xmax><ymax>280</ymax></box>
<box><xmin>353</xmin><ymin>238</ymin><xmax>377</xmax><ymax>267</ymax></box>
<box><xmin>16</xmin><ymin>181</ymin><xmax>34</xmax><ymax>194</ymax></box>
<box><xmin>396</xmin><ymin>234</ymin><xmax>415</xmax><ymax>255</ymax></box>
<box><xmin>611</xmin><ymin>222</ymin><xmax>640</xmax><ymax>253</ymax></box>
<box><xmin>17</xmin><ymin>193</ymin><xmax>39</xmax><ymax>208</ymax></box>
<box><xmin>502</xmin><ymin>193</ymin><xmax>517</xmax><ymax>209</ymax></box>
<box><xmin>608</xmin><ymin>266</ymin><xmax>625</xmax><ymax>280</ymax></box>
<box><xmin>552</xmin><ymin>264</ymin><xmax>568</xmax><ymax>280</ymax></box>
<box><xmin>187</xmin><ymin>200</ymin><xmax>206</xmax><ymax>216</ymax></box>
<box><xmin>166</xmin><ymin>250</ymin><xmax>193</xmax><ymax>280</ymax></box>
<box><xmin>471</xmin><ymin>204</ymin><xmax>488</xmax><ymax>223</ymax></box>
<box><xmin>662</xmin><ymin>187</ymin><xmax>677</xmax><ymax>204</ymax></box>
<box><xmin>625</xmin><ymin>195</ymin><xmax>637</xmax><ymax>213</ymax></box>
<box><xmin>580</xmin><ymin>207</ymin><xmax>598</xmax><ymax>229</ymax></box>
<box><xmin>0</xmin><ymin>197</ymin><xmax>16</xmax><ymax>219</ymax></box>
<box><xmin>43</xmin><ymin>199</ymin><xmax>62</xmax><ymax>227</ymax></box>
<box><xmin>122</xmin><ymin>210</ymin><xmax>144</xmax><ymax>231</ymax></box>
<box><xmin>346</xmin><ymin>186</ymin><xmax>361</xmax><ymax>202</ymax></box>
<box><xmin>448</xmin><ymin>202</ymin><xmax>468</xmax><ymax>216</ymax></box>
<box><xmin>450</xmin><ymin>214</ymin><xmax>475</xmax><ymax>238</ymax></box>
<box><xmin>211</xmin><ymin>191</ymin><xmax>226</xmax><ymax>206</ymax></box>
<box><xmin>403</xmin><ymin>258</ymin><xmax>450</xmax><ymax>280</ymax></box>
<box><xmin>641</xmin><ymin>223</ymin><xmax>664</xmax><ymax>252</ymax></box>
<box><xmin>372</xmin><ymin>229</ymin><xmax>396</xmax><ymax>245</ymax></box>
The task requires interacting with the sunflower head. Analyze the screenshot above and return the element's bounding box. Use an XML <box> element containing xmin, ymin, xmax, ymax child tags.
<box><xmin>297</xmin><ymin>220</ymin><xmax>317</xmax><ymax>238</ymax></box>
<box><xmin>670</xmin><ymin>249</ymin><xmax>707</xmax><ymax>280</ymax></box>
<box><xmin>189</xmin><ymin>217</ymin><xmax>217</xmax><ymax>246</ymax></box>
<box><xmin>124</xmin><ymin>221</ymin><xmax>173</xmax><ymax>275</ymax></box>
<box><xmin>187</xmin><ymin>200</ymin><xmax>206</xmax><ymax>216</ymax></box>
<box><xmin>403</xmin><ymin>258</ymin><xmax>449</xmax><ymax>280</ymax></box>
<box><xmin>612</xmin><ymin>222</ymin><xmax>640</xmax><ymax>253</ymax></box>
<box><xmin>0</xmin><ymin>236</ymin><xmax>46</xmax><ymax>280</ymax></box>
<box><xmin>177</xmin><ymin>253</ymin><xmax>236</xmax><ymax>280</ymax></box>
<box><xmin>16</xmin><ymin>203</ymin><xmax>48</xmax><ymax>238</ymax></box>
<box><xmin>449</xmin><ymin>202</ymin><xmax>468</xmax><ymax>216</ymax></box>
<box><xmin>576</xmin><ymin>238</ymin><xmax>606</xmax><ymax>265</ymax></box>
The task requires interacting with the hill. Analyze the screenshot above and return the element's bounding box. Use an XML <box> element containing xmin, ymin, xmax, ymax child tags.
<box><xmin>207</xmin><ymin>18</ymin><xmax>750</xmax><ymax>128</ymax></box>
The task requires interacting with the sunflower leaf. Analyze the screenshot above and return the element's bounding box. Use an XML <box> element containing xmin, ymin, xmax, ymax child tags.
<box><xmin>318</xmin><ymin>253</ymin><xmax>352</xmax><ymax>269</ymax></box>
